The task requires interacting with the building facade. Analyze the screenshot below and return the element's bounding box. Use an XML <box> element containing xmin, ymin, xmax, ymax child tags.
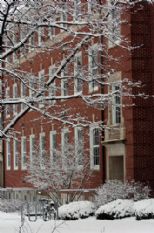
<box><xmin>1</xmin><ymin>1</ymin><xmax>154</xmax><ymax>202</ymax></box>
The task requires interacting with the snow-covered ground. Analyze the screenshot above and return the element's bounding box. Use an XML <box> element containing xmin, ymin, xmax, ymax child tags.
<box><xmin>0</xmin><ymin>211</ymin><xmax>154</xmax><ymax>233</ymax></box>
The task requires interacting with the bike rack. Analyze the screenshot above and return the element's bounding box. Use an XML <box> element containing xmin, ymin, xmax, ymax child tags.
<box><xmin>21</xmin><ymin>199</ymin><xmax>58</xmax><ymax>222</ymax></box>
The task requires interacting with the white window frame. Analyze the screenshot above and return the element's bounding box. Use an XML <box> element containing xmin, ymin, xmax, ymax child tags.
<box><xmin>39</xmin><ymin>132</ymin><xmax>46</xmax><ymax>169</ymax></box>
<box><xmin>13</xmin><ymin>83</ymin><xmax>18</xmax><ymax>115</ymax></box>
<box><xmin>74</xmin><ymin>52</ymin><xmax>83</xmax><ymax>94</ymax></box>
<box><xmin>6</xmin><ymin>139</ymin><xmax>11</xmax><ymax>170</ymax></box>
<box><xmin>13</xmin><ymin>139</ymin><xmax>19</xmax><ymax>170</ymax></box>
<box><xmin>30</xmin><ymin>134</ymin><xmax>35</xmax><ymax>166</ymax></box>
<box><xmin>50</xmin><ymin>131</ymin><xmax>57</xmax><ymax>164</ymax></box>
<box><xmin>75</xmin><ymin>127</ymin><xmax>83</xmax><ymax>168</ymax></box>
<box><xmin>21</xmin><ymin>136</ymin><xmax>27</xmax><ymax>170</ymax></box>
<box><xmin>88</xmin><ymin>44</ymin><xmax>99</xmax><ymax>93</ymax></box>
<box><xmin>61</xmin><ymin>128</ymin><xmax>69</xmax><ymax>168</ymax></box>
<box><xmin>108</xmin><ymin>0</ymin><xmax>121</xmax><ymax>48</ymax></box>
<box><xmin>90</xmin><ymin>127</ymin><xmax>100</xmax><ymax>170</ymax></box>
<box><xmin>112</xmin><ymin>83</ymin><xmax>121</xmax><ymax>125</ymax></box>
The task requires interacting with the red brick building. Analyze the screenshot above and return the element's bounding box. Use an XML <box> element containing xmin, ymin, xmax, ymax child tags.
<box><xmin>1</xmin><ymin>1</ymin><xmax>154</xmax><ymax>201</ymax></box>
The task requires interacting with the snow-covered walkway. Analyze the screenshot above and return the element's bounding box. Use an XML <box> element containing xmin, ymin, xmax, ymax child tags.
<box><xmin>0</xmin><ymin>212</ymin><xmax>154</xmax><ymax>233</ymax></box>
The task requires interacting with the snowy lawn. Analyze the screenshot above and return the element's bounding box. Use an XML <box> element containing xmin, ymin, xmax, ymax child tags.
<box><xmin>0</xmin><ymin>212</ymin><xmax>154</xmax><ymax>233</ymax></box>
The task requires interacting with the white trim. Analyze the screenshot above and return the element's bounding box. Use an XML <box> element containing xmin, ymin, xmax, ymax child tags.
<box><xmin>6</xmin><ymin>139</ymin><xmax>11</xmax><ymax>170</ymax></box>
<box><xmin>21</xmin><ymin>136</ymin><xmax>27</xmax><ymax>170</ymax></box>
<box><xmin>90</xmin><ymin>126</ymin><xmax>100</xmax><ymax>170</ymax></box>
<box><xmin>13</xmin><ymin>139</ymin><xmax>19</xmax><ymax>170</ymax></box>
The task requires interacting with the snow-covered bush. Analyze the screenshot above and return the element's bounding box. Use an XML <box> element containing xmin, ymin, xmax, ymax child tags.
<box><xmin>95</xmin><ymin>180</ymin><xmax>150</xmax><ymax>207</ymax></box>
<box><xmin>0</xmin><ymin>199</ymin><xmax>23</xmax><ymax>213</ymax></box>
<box><xmin>58</xmin><ymin>201</ymin><xmax>95</xmax><ymax>220</ymax></box>
<box><xmin>134</xmin><ymin>199</ymin><xmax>154</xmax><ymax>220</ymax></box>
<box><xmin>96</xmin><ymin>199</ymin><xmax>134</xmax><ymax>220</ymax></box>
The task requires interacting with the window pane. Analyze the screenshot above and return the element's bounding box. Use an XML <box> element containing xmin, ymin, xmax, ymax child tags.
<box><xmin>93</xmin><ymin>128</ymin><xmax>99</xmax><ymax>145</ymax></box>
<box><xmin>93</xmin><ymin>147</ymin><xmax>99</xmax><ymax>165</ymax></box>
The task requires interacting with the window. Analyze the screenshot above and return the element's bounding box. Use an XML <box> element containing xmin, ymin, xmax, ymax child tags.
<box><xmin>108</xmin><ymin>0</ymin><xmax>121</xmax><ymax>48</ymax></box>
<box><xmin>88</xmin><ymin>0</ymin><xmax>99</xmax><ymax>14</ymax></box>
<box><xmin>13</xmin><ymin>83</ymin><xmax>18</xmax><ymax>115</ymax></box>
<box><xmin>6</xmin><ymin>140</ymin><xmax>11</xmax><ymax>170</ymax></box>
<box><xmin>62</xmin><ymin>80</ymin><xmax>68</xmax><ymax>96</ymax></box>
<box><xmin>21</xmin><ymin>136</ymin><xmax>27</xmax><ymax>170</ymax></box>
<box><xmin>29</xmin><ymin>33</ymin><xmax>35</xmax><ymax>51</ymax></box>
<box><xmin>5</xmin><ymin>87</ymin><xmax>10</xmax><ymax>118</ymax></box>
<box><xmin>20</xmin><ymin>25</ymin><xmax>29</xmax><ymax>55</ymax></box>
<box><xmin>38</xmin><ymin>27</ymin><xmax>44</xmax><ymax>46</ymax></box>
<box><xmin>38</xmin><ymin>70</ymin><xmax>45</xmax><ymax>91</ymax></box>
<box><xmin>49</xmin><ymin>66</ymin><xmax>56</xmax><ymax>105</ymax></box>
<box><xmin>50</xmin><ymin>131</ymin><xmax>57</xmax><ymax>163</ymax></box>
<box><xmin>38</xmin><ymin>70</ymin><xmax>45</xmax><ymax>107</ymax></box>
<box><xmin>75</xmin><ymin>127</ymin><xmax>83</xmax><ymax>167</ymax></box>
<box><xmin>40</xmin><ymin>133</ymin><xmax>46</xmax><ymax>169</ymax></box>
<box><xmin>6</xmin><ymin>41</ymin><xmax>12</xmax><ymax>63</ymax></box>
<box><xmin>29</xmin><ymin>76</ymin><xmax>35</xmax><ymax>97</ymax></box>
<box><xmin>61</xmin><ymin>2</ymin><xmax>68</xmax><ymax>31</ymax></box>
<box><xmin>74</xmin><ymin>52</ymin><xmax>83</xmax><ymax>94</ymax></box>
<box><xmin>90</xmin><ymin>127</ymin><xmax>100</xmax><ymax>169</ymax></box>
<box><xmin>30</xmin><ymin>135</ymin><xmax>35</xmax><ymax>166</ymax></box>
<box><xmin>48</xmin><ymin>26</ymin><xmax>55</xmax><ymax>39</ymax></box>
<box><xmin>74</xmin><ymin>0</ymin><xmax>81</xmax><ymax>20</ymax></box>
<box><xmin>61</xmin><ymin>129</ymin><xmax>69</xmax><ymax>168</ymax></box>
<box><xmin>13</xmin><ymin>139</ymin><xmax>19</xmax><ymax>170</ymax></box>
<box><xmin>21</xmin><ymin>82</ymin><xmax>27</xmax><ymax>110</ymax></box>
<box><xmin>112</xmin><ymin>84</ymin><xmax>121</xmax><ymax>124</ymax></box>
<box><xmin>61</xmin><ymin>67</ymin><xmax>68</xmax><ymax>97</ymax></box>
<box><xmin>89</xmin><ymin>45</ymin><xmax>99</xmax><ymax>92</ymax></box>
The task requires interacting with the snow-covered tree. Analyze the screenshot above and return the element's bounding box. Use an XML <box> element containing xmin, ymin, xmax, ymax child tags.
<box><xmin>25</xmin><ymin>143</ymin><xmax>91</xmax><ymax>205</ymax></box>
<box><xmin>0</xmin><ymin>0</ymin><xmax>153</xmax><ymax>138</ymax></box>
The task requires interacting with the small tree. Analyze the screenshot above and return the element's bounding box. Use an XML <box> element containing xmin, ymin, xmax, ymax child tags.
<box><xmin>95</xmin><ymin>180</ymin><xmax>151</xmax><ymax>207</ymax></box>
<box><xmin>25</xmin><ymin>143</ymin><xmax>91</xmax><ymax>205</ymax></box>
